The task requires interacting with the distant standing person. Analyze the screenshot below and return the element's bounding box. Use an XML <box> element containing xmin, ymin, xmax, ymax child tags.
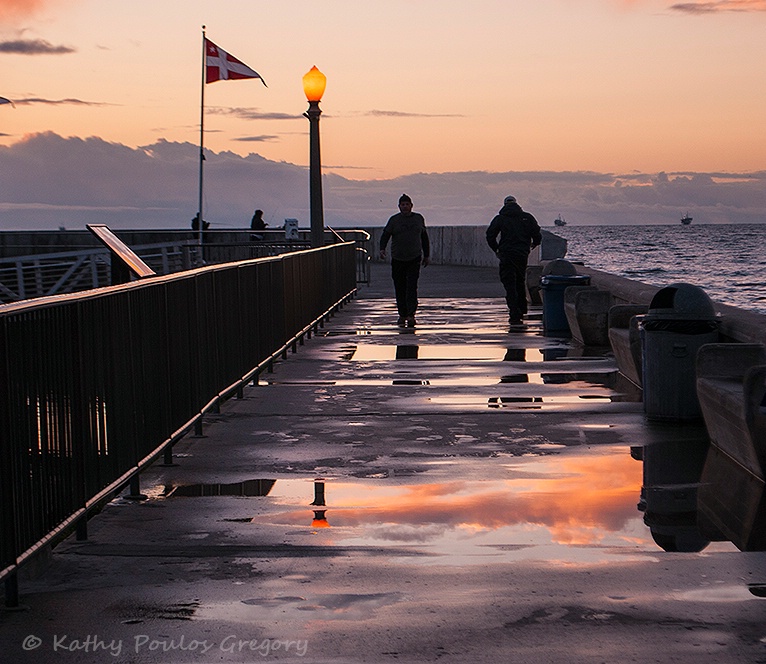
<box><xmin>379</xmin><ymin>194</ymin><xmax>430</xmax><ymax>327</ymax></box>
<box><xmin>250</xmin><ymin>209</ymin><xmax>267</xmax><ymax>231</ymax></box>
<box><xmin>486</xmin><ymin>195</ymin><xmax>541</xmax><ymax>327</ymax></box>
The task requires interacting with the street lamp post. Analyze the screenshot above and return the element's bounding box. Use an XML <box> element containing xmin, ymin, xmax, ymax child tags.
<box><xmin>303</xmin><ymin>66</ymin><xmax>326</xmax><ymax>248</ymax></box>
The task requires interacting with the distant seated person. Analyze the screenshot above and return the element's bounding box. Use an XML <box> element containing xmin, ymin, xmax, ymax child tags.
<box><xmin>191</xmin><ymin>213</ymin><xmax>210</xmax><ymax>231</ymax></box>
<box><xmin>250</xmin><ymin>209</ymin><xmax>267</xmax><ymax>241</ymax></box>
<box><xmin>250</xmin><ymin>209</ymin><xmax>267</xmax><ymax>231</ymax></box>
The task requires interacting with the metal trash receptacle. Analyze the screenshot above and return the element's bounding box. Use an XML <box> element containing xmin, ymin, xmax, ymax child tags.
<box><xmin>640</xmin><ymin>283</ymin><xmax>719</xmax><ymax>421</ymax></box>
<box><xmin>540</xmin><ymin>260</ymin><xmax>590</xmax><ymax>336</ymax></box>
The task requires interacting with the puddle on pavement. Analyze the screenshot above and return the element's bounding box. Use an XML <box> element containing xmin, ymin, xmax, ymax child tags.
<box><xmin>349</xmin><ymin>345</ymin><xmax>610</xmax><ymax>362</ymax></box>
<box><xmin>164</xmin><ymin>479</ymin><xmax>276</xmax><ymax>498</ymax></box>
<box><xmin>158</xmin><ymin>445</ymin><xmax>740</xmax><ymax>564</ymax></box>
<box><xmin>319</xmin><ymin>326</ymin><xmax>518</xmax><ymax>337</ymax></box>
<box><xmin>261</xmin><ymin>371</ymin><xmax>618</xmax><ymax>389</ymax></box>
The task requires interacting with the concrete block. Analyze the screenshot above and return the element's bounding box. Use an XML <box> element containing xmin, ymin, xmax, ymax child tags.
<box><xmin>691</xmin><ymin>342</ymin><xmax>766</xmax><ymax>550</ymax></box>
<box><xmin>564</xmin><ymin>287</ymin><xmax>611</xmax><ymax>346</ymax></box>
<box><xmin>696</xmin><ymin>343</ymin><xmax>766</xmax><ymax>479</ymax></box>
<box><xmin>539</xmin><ymin>230</ymin><xmax>568</xmax><ymax>260</ymax></box>
<box><xmin>697</xmin><ymin>442</ymin><xmax>766</xmax><ymax>551</ymax></box>
<box><xmin>608</xmin><ymin>305</ymin><xmax>648</xmax><ymax>387</ymax></box>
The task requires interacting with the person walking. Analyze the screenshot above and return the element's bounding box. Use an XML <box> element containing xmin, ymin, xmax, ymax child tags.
<box><xmin>486</xmin><ymin>195</ymin><xmax>541</xmax><ymax>328</ymax></box>
<box><xmin>379</xmin><ymin>194</ymin><xmax>430</xmax><ymax>327</ymax></box>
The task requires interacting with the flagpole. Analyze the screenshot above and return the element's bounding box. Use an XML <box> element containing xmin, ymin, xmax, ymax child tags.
<box><xmin>197</xmin><ymin>25</ymin><xmax>206</xmax><ymax>247</ymax></box>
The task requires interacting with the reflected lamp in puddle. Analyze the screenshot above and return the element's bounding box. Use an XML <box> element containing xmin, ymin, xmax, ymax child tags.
<box><xmin>311</xmin><ymin>479</ymin><xmax>331</xmax><ymax>528</ymax></box>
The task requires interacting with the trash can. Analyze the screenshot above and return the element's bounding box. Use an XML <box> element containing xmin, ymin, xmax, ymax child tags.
<box><xmin>540</xmin><ymin>260</ymin><xmax>590</xmax><ymax>336</ymax></box>
<box><xmin>640</xmin><ymin>283</ymin><xmax>719</xmax><ymax>421</ymax></box>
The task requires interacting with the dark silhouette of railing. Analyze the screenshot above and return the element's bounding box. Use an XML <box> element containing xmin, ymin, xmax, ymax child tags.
<box><xmin>0</xmin><ymin>229</ymin><xmax>371</xmax><ymax>304</ymax></box>
<box><xmin>0</xmin><ymin>243</ymin><xmax>356</xmax><ymax>606</ymax></box>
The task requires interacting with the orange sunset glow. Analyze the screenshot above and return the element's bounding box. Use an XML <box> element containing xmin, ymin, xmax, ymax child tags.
<box><xmin>2</xmin><ymin>0</ymin><xmax>766</xmax><ymax>177</ymax></box>
<box><xmin>2</xmin><ymin>1</ymin><xmax>765</xmax><ymax>229</ymax></box>
<box><xmin>262</xmin><ymin>450</ymin><xmax>643</xmax><ymax>547</ymax></box>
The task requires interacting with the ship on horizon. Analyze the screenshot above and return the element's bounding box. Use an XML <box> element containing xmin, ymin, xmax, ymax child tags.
<box><xmin>681</xmin><ymin>212</ymin><xmax>693</xmax><ymax>225</ymax></box>
<box><xmin>554</xmin><ymin>214</ymin><xmax>567</xmax><ymax>227</ymax></box>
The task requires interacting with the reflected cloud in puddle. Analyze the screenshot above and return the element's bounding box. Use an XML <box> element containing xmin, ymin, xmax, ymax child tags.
<box><xmin>231</xmin><ymin>448</ymin><xmax>655</xmax><ymax>564</ymax></box>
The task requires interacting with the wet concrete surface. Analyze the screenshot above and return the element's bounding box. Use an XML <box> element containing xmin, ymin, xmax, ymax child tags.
<box><xmin>2</xmin><ymin>263</ymin><xmax>766</xmax><ymax>663</ymax></box>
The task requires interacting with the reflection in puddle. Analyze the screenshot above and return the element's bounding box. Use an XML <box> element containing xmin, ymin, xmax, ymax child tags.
<box><xmin>262</xmin><ymin>372</ymin><xmax>618</xmax><ymax>389</ymax></box>
<box><xmin>351</xmin><ymin>345</ymin><xmax>552</xmax><ymax>362</ymax></box>
<box><xmin>156</xmin><ymin>444</ymin><xmax>757</xmax><ymax>564</ymax></box>
<box><xmin>163</xmin><ymin>479</ymin><xmax>276</xmax><ymax>498</ymax></box>
<box><xmin>428</xmin><ymin>394</ymin><xmax>614</xmax><ymax>409</ymax></box>
<box><xmin>675</xmin><ymin>586</ymin><xmax>765</xmax><ymax>603</ymax></box>
<box><xmin>220</xmin><ymin>448</ymin><xmax>652</xmax><ymax>564</ymax></box>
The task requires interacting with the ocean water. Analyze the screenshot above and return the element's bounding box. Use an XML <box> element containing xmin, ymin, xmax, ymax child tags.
<box><xmin>552</xmin><ymin>224</ymin><xmax>766</xmax><ymax>315</ymax></box>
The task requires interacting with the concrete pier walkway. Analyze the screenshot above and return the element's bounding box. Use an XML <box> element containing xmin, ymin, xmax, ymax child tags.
<box><xmin>2</xmin><ymin>264</ymin><xmax>765</xmax><ymax>663</ymax></box>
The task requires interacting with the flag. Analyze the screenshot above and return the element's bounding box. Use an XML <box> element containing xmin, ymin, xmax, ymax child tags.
<box><xmin>205</xmin><ymin>38</ymin><xmax>266</xmax><ymax>86</ymax></box>
<box><xmin>0</xmin><ymin>96</ymin><xmax>15</xmax><ymax>107</ymax></box>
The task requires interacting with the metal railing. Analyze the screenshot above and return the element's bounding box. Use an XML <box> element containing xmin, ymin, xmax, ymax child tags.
<box><xmin>0</xmin><ymin>241</ymin><xmax>204</xmax><ymax>304</ymax></box>
<box><xmin>0</xmin><ymin>230</ymin><xmax>371</xmax><ymax>304</ymax></box>
<box><xmin>0</xmin><ymin>243</ymin><xmax>357</xmax><ymax>606</ymax></box>
<box><xmin>200</xmin><ymin>228</ymin><xmax>371</xmax><ymax>284</ymax></box>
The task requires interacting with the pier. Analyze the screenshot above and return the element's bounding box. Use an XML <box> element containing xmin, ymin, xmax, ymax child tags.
<box><xmin>1</xmin><ymin>235</ymin><xmax>766</xmax><ymax>662</ymax></box>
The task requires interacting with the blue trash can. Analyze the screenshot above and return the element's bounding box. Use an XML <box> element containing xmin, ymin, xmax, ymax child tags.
<box><xmin>540</xmin><ymin>274</ymin><xmax>591</xmax><ymax>336</ymax></box>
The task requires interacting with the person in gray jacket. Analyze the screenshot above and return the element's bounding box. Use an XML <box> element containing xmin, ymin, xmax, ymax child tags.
<box><xmin>379</xmin><ymin>194</ymin><xmax>430</xmax><ymax>327</ymax></box>
<box><xmin>486</xmin><ymin>195</ymin><xmax>541</xmax><ymax>327</ymax></box>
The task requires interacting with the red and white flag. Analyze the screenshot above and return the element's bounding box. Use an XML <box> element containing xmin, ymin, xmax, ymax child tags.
<box><xmin>205</xmin><ymin>38</ymin><xmax>266</xmax><ymax>86</ymax></box>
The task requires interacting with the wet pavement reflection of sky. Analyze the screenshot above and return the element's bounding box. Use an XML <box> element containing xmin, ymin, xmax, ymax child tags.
<box><xmin>158</xmin><ymin>446</ymin><xmax>738</xmax><ymax>565</ymax></box>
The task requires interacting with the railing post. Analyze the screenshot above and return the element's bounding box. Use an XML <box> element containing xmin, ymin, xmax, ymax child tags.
<box><xmin>162</xmin><ymin>445</ymin><xmax>176</xmax><ymax>466</ymax></box>
<box><xmin>125</xmin><ymin>476</ymin><xmax>147</xmax><ymax>501</ymax></box>
<box><xmin>76</xmin><ymin>519</ymin><xmax>88</xmax><ymax>541</ymax></box>
<box><xmin>4</xmin><ymin>573</ymin><xmax>19</xmax><ymax>608</ymax></box>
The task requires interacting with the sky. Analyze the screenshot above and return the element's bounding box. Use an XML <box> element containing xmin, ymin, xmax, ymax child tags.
<box><xmin>1</xmin><ymin>0</ymin><xmax>765</xmax><ymax>229</ymax></box>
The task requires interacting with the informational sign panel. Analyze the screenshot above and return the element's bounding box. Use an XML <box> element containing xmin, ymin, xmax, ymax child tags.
<box><xmin>86</xmin><ymin>224</ymin><xmax>156</xmax><ymax>279</ymax></box>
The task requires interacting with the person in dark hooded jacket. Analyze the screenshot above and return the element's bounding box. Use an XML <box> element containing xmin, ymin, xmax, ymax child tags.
<box><xmin>486</xmin><ymin>195</ymin><xmax>541</xmax><ymax>326</ymax></box>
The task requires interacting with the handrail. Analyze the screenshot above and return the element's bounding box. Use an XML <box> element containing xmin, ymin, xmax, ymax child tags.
<box><xmin>0</xmin><ymin>243</ymin><xmax>357</xmax><ymax>606</ymax></box>
<box><xmin>0</xmin><ymin>241</ymin><xmax>204</xmax><ymax>303</ymax></box>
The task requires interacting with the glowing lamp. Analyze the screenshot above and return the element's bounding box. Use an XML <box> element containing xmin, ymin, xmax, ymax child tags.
<box><xmin>302</xmin><ymin>66</ymin><xmax>326</xmax><ymax>103</ymax></box>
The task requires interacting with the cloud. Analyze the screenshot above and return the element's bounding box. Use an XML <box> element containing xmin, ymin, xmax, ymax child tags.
<box><xmin>0</xmin><ymin>38</ymin><xmax>75</xmax><ymax>54</ymax></box>
<box><xmin>13</xmin><ymin>97</ymin><xmax>107</xmax><ymax>106</ymax></box>
<box><xmin>0</xmin><ymin>132</ymin><xmax>764</xmax><ymax>231</ymax></box>
<box><xmin>669</xmin><ymin>0</ymin><xmax>766</xmax><ymax>12</ymax></box>
<box><xmin>366</xmin><ymin>109</ymin><xmax>464</xmax><ymax>118</ymax></box>
<box><xmin>0</xmin><ymin>0</ymin><xmax>78</xmax><ymax>20</ymax></box>
<box><xmin>232</xmin><ymin>135</ymin><xmax>280</xmax><ymax>143</ymax></box>
<box><xmin>208</xmin><ymin>107</ymin><xmax>299</xmax><ymax>121</ymax></box>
